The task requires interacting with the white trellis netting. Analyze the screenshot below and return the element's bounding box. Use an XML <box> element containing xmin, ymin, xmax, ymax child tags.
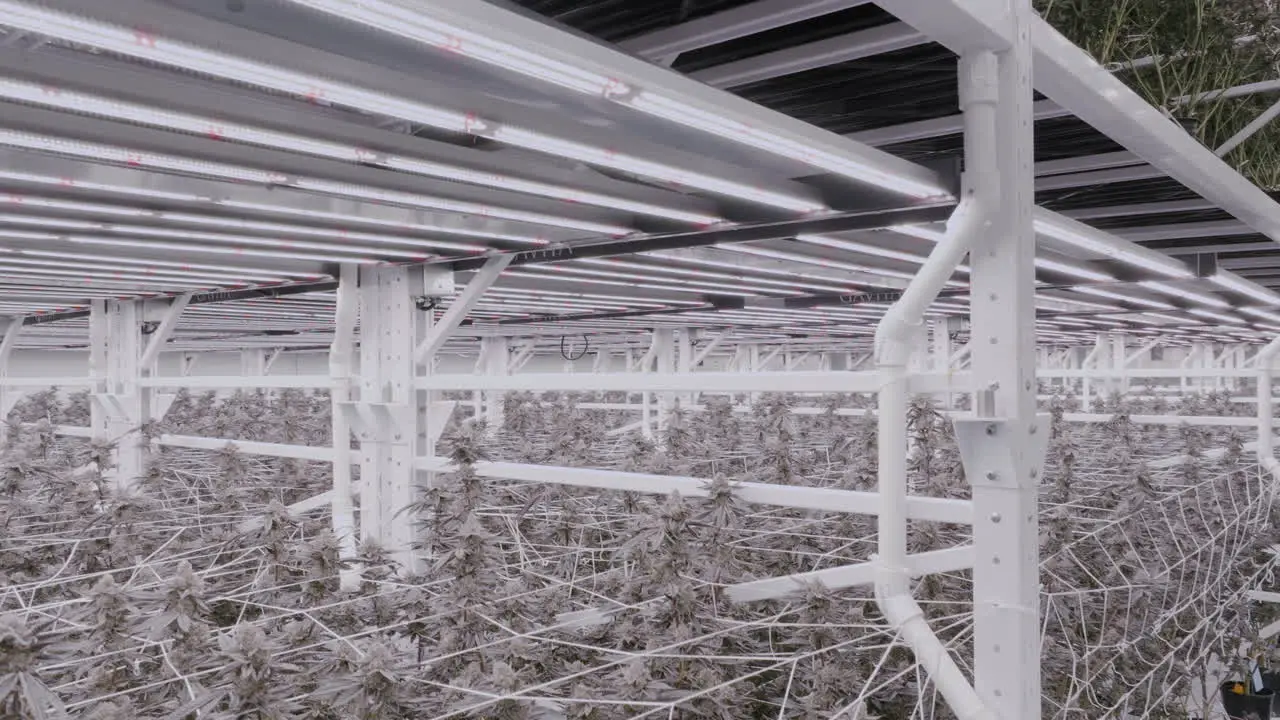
<box><xmin>0</xmin><ymin>387</ymin><xmax>1275</xmax><ymax>718</ymax></box>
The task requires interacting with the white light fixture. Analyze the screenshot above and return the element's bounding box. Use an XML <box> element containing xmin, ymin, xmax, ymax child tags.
<box><xmin>488</xmin><ymin>126</ymin><xmax>825</xmax><ymax>212</ymax></box>
<box><xmin>0</xmin><ymin>1</ymin><xmax>829</xmax><ymax>213</ymax></box>
<box><xmin>16</xmin><ymin>248</ymin><xmax>316</xmax><ymax>279</ymax></box>
<box><xmin>0</xmin><ymin>76</ymin><xmax>720</xmax><ymax>225</ymax></box>
<box><xmin>64</xmin><ymin>236</ymin><xmax>384</xmax><ymax>264</ymax></box>
<box><xmin>0</xmin><ymin>127</ymin><xmax>632</xmax><ymax>237</ymax></box>
<box><xmin>154</xmin><ymin>214</ymin><xmax>487</xmax><ymax>252</ymax></box>
<box><xmin>722</xmin><ymin>244</ymin><xmax>958</xmax><ymax>284</ymax></box>
<box><xmin>0</xmin><ymin>258</ymin><xmax>264</xmax><ymax>284</ymax></box>
<box><xmin>797</xmin><ymin>233</ymin><xmax>971</xmax><ymax>270</ymax></box>
<box><xmin>114</xmin><ymin>225</ymin><xmax>435</xmax><ymax>258</ymax></box>
<box><xmin>887</xmin><ymin>224</ymin><xmax>945</xmax><ymax>242</ymax></box>
<box><xmin>1208</xmin><ymin>271</ymin><xmax>1280</xmax><ymax>305</ymax></box>
<box><xmin>1070</xmin><ymin>286</ymin><xmax>1175</xmax><ymax>310</ymax></box>
<box><xmin>0</xmin><ymin>169</ymin><xmax>209</xmax><ymax>202</ymax></box>
<box><xmin>1188</xmin><ymin>308</ymin><xmax>1246</xmax><ymax>324</ymax></box>
<box><xmin>289</xmin><ymin>177</ymin><xmax>633</xmax><ymax>236</ymax></box>
<box><xmin>1139</xmin><ymin>281</ymin><xmax>1231</xmax><ymax>308</ymax></box>
<box><xmin>1241</xmin><ymin>307</ymin><xmax>1280</xmax><ymax>324</ymax></box>
<box><xmin>1035</xmin><ymin>257</ymin><xmax>1114</xmax><ymax>282</ymax></box>
<box><xmin>281</xmin><ymin>0</ymin><xmax>950</xmax><ymax>200</ymax></box>
<box><xmin>215</xmin><ymin>200</ymin><xmax>545</xmax><ymax>243</ymax></box>
<box><xmin>1141</xmin><ymin>312</ymin><xmax>1200</xmax><ymax>324</ymax></box>
<box><xmin>1033</xmin><ymin>211</ymin><xmax>1192</xmax><ymax>279</ymax></box>
<box><xmin>0</xmin><ymin>129</ymin><xmax>287</xmax><ymax>184</ymax></box>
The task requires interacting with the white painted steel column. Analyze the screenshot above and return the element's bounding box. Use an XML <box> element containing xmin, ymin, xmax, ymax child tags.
<box><xmin>240</xmin><ymin>349</ymin><xmax>268</xmax><ymax>377</ymax></box>
<box><xmin>963</xmin><ymin>4</ymin><xmax>1043</xmax><ymax>717</ymax></box>
<box><xmin>481</xmin><ymin>336</ymin><xmax>509</xmax><ymax>429</ymax></box>
<box><xmin>677</xmin><ymin>328</ymin><xmax>694</xmax><ymax>408</ymax></box>
<box><xmin>1111</xmin><ymin>332</ymin><xmax>1127</xmax><ymax>395</ymax></box>
<box><xmin>654</xmin><ymin>328</ymin><xmax>676</xmax><ymax>435</ymax></box>
<box><xmin>102</xmin><ymin>299</ymin><xmax>145</xmax><ymax>491</ymax></box>
<box><xmin>357</xmin><ymin>265</ymin><xmax>424</xmax><ymax>574</ymax></box>
<box><xmin>0</xmin><ymin>317</ymin><xmax>23</xmax><ymax>443</ymax></box>
<box><xmin>1257</xmin><ymin>337</ymin><xmax>1280</xmax><ymax>467</ymax></box>
<box><xmin>330</xmin><ymin>264</ymin><xmax>360</xmax><ymax>590</ymax></box>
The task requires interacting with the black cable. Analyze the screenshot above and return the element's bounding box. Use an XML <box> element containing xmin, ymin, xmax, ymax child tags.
<box><xmin>560</xmin><ymin>334</ymin><xmax>589</xmax><ymax>361</ymax></box>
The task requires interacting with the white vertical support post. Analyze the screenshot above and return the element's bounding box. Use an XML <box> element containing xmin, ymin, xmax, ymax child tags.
<box><xmin>1180</xmin><ymin>343</ymin><xmax>1198</xmax><ymax>394</ymax></box>
<box><xmin>103</xmin><ymin>299</ymin><xmax>144</xmax><ymax>491</ymax></box>
<box><xmin>0</xmin><ymin>317</ymin><xmax>23</xmax><ymax>441</ymax></box>
<box><xmin>1256</xmin><ymin>335</ymin><xmax>1280</xmax><ymax>465</ymax></box>
<box><xmin>932</xmin><ymin>318</ymin><xmax>954</xmax><ymax>409</ymax></box>
<box><xmin>654</xmin><ymin>328</ymin><xmax>676</xmax><ymax>435</ymax></box>
<box><xmin>89</xmin><ymin>300</ymin><xmax>108</xmax><ymax>447</ymax></box>
<box><xmin>330</xmin><ymin>263</ymin><xmax>360</xmax><ymax>590</ymax></box>
<box><xmin>1111</xmin><ymin>332</ymin><xmax>1127</xmax><ymax>396</ymax></box>
<box><xmin>1081</xmin><ymin>333</ymin><xmax>1105</xmax><ymax>406</ymax></box>
<box><xmin>962</xmin><ymin>4</ymin><xmax>1044</xmax><ymax>717</ymax></box>
<box><xmin>677</xmin><ymin>328</ymin><xmax>694</xmax><ymax>408</ymax></box>
<box><xmin>240</xmin><ymin>349</ymin><xmax>268</xmax><ymax>377</ymax></box>
<box><xmin>482</xmin><ymin>335</ymin><xmax>509</xmax><ymax>429</ymax></box>
<box><xmin>357</xmin><ymin>264</ymin><xmax>423</xmax><ymax>575</ymax></box>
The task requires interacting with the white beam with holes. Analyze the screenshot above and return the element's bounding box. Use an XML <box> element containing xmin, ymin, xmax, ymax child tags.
<box><xmin>414</xmin><ymin>254</ymin><xmax>512</xmax><ymax>364</ymax></box>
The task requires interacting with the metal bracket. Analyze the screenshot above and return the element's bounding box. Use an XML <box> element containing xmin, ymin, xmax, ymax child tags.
<box><xmin>91</xmin><ymin>392</ymin><xmax>138</xmax><ymax>425</ymax></box>
<box><xmin>952</xmin><ymin>412</ymin><xmax>1050</xmax><ymax>490</ymax></box>
<box><xmin>338</xmin><ymin>401</ymin><xmax>411</xmax><ymax>443</ymax></box>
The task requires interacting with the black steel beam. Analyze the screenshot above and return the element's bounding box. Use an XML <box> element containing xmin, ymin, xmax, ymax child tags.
<box><xmin>444</xmin><ymin>201</ymin><xmax>956</xmax><ymax>272</ymax></box>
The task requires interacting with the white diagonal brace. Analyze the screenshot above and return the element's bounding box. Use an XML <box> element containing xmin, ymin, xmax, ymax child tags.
<box><xmin>414</xmin><ymin>254</ymin><xmax>512</xmax><ymax>364</ymax></box>
<box><xmin>1125</xmin><ymin>339</ymin><xmax>1161</xmax><ymax>367</ymax></box>
<box><xmin>690</xmin><ymin>330</ymin><xmax>729</xmax><ymax>366</ymax></box>
<box><xmin>139</xmin><ymin>293</ymin><xmax>192</xmax><ymax>369</ymax></box>
<box><xmin>0</xmin><ymin>316</ymin><xmax>24</xmax><ymax>368</ymax></box>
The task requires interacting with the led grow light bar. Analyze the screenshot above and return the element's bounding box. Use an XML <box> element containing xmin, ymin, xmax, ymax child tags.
<box><xmin>885</xmin><ymin>223</ymin><xmax>1113</xmax><ymax>281</ymax></box>
<box><xmin>1139</xmin><ymin>281</ymin><xmax>1231</xmax><ymax>309</ymax></box>
<box><xmin>0</xmin><ymin>176</ymin><xmax>547</xmax><ymax>244</ymax></box>
<box><xmin>0</xmin><ymin>76</ymin><xmax>720</xmax><ymax>225</ymax></box>
<box><xmin>1188</xmin><ymin>308</ymin><xmax>1246</xmax><ymax>324</ymax></box>
<box><xmin>62</xmin><ymin>236</ymin><xmax>388</xmax><ymax>264</ymax></box>
<box><xmin>1070</xmin><ymin>286</ymin><xmax>1175</xmax><ymax>310</ymax></box>
<box><xmin>0</xmin><ymin>128</ymin><xmax>631</xmax><ymax>237</ymax></box>
<box><xmin>0</xmin><ymin>1</ymin><xmax>825</xmax><ymax>213</ymax></box>
<box><xmin>1032</xmin><ymin>211</ymin><xmax>1193</xmax><ymax>279</ymax></box>
<box><xmin>1209</xmin><ymin>271</ymin><xmax>1280</xmax><ymax>305</ymax></box>
<box><xmin>281</xmin><ymin>0</ymin><xmax>950</xmax><ymax>200</ymax></box>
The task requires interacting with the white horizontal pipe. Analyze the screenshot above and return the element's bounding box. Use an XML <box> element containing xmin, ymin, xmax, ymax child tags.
<box><xmin>726</xmin><ymin>544</ymin><xmax>974</xmax><ymax>603</ymax></box>
<box><xmin>420</xmin><ymin>370</ymin><xmax>969</xmax><ymax>395</ymax></box>
<box><xmin>1039</xmin><ymin>368</ymin><xmax>1257</xmax><ymax>378</ymax></box>
<box><xmin>0</xmin><ymin>376</ymin><xmax>96</xmax><ymax>386</ymax></box>
<box><xmin>137</xmin><ymin>375</ymin><xmax>332</xmax><ymax>389</ymax></box>
<box><xmin>157</xmin><ymin>433</ymin><xmax>336</xmax><ymax>461</ymax></box>
<box><xmin>417</xmin><ymin>457</ymin><xmax>973</xmax><ymax>525</ymax></box>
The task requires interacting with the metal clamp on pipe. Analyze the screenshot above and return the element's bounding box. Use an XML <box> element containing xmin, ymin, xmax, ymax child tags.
<box><xmin>871</xmin><ymin>49</ymin><xmax>1000</xmax><ymax>720</ymax></box>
